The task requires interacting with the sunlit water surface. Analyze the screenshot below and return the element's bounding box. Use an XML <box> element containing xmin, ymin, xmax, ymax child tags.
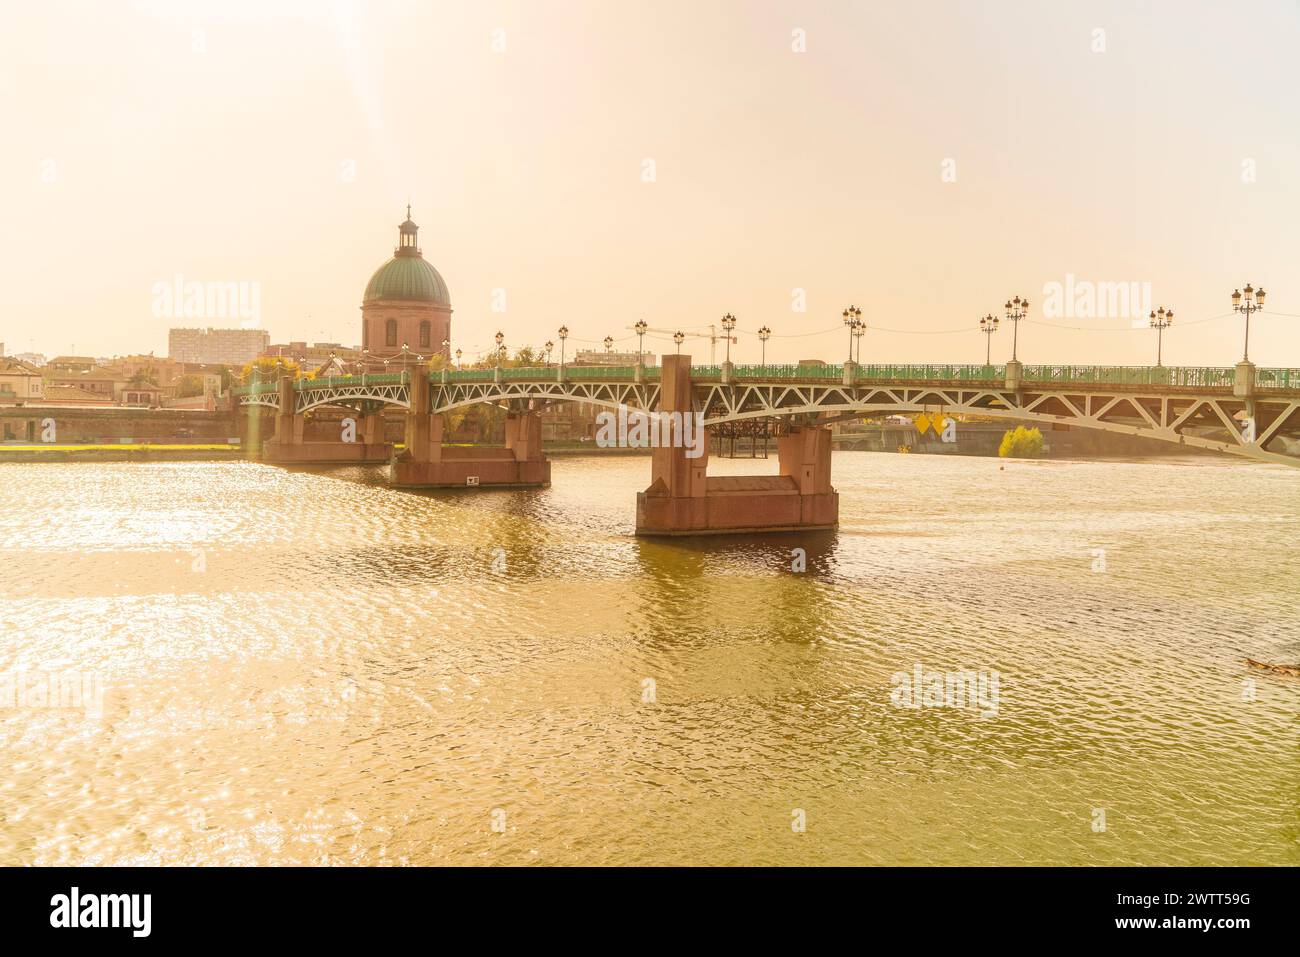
<box><xmin>0</xmin><ymin>454</ymin><xmax>1296</xmax><ymax>865</ymax></box>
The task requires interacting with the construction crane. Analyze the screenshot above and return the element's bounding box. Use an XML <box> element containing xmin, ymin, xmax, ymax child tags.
<box><xmin>627</xmin><ymin>325</ymin><xmax>738</xmax><ymax>364</ymax></box>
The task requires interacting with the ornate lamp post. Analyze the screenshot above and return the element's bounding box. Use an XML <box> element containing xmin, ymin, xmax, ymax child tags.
<box><xmin>558</xmin><ymin>325</ymin><xmax>569</xmax><ymax>369</ymax></box>
<box><xmin>1231</xmin><ymin>283</ymin><xmax>1265</xmax><ymax>361</ymax></box>
<box><xmin>842</xmin><ymin>305</ymin><xmax>862</xmax><ymax>363</ymax></box>
<box><xmin>673</xmin><ymin>331</ymin><xmax>685</xmax><ymax>354</ymax></box>
<box><xmin>454</xmin><ymin>348</ymin><xmax>462</xmax><ymax>369</ymax></box>
<box><xmin>544</xmin><ymin>340</ymin><xmax>554</xmax><ymax>366</ymax></box>
<box><xmin>853</xmin><ymin>317</ymin><xmax>866</xmax><ymax>365</ymax></box>
<box><xmin>1004</xmin><ymin>295</ymin><xmax>1029</xmax><ymax>361</ymax></box>
<box><xmin>757</xmin><ymin>325</ymin><xmax>771</xmax><ymax>368</ymax></box>
<box><xmin>1149</xmin><ymin>307</ymin><xmax>1173</xmax><ymax>366</ymax></box>
<box><xmin>979</xmin><ymin>313</ymin><xmax>999</xmax><ymax>365</ymax></box>
<box><xmin>721</xmin><ymin>313</ymin><xmax>737</xmax><ymax>364</ymax></box>
<box><xmin>494</xmin><ymin>331</ymin><xmax>505</xmax><ymax>367</ymax></box>
<box><xmin>634</xmin><ymin>319</ymin><xmax>648</xmax><ymax>364</ymax></box>
<box><xmin>603</xmin><ymin>335</ymin><xmax>613</xmax><ymax>356</ymax></box>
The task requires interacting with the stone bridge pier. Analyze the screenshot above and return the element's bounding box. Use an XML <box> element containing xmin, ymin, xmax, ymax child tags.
<box><xmin>390</xmin><ymin>372</ymin><xmax>550</xmax><ymax>488</ymax></box>
<box><xmin>261</xmin><ymin>376</ymin><xmax>392</xmax><ymax>465</ymax></box>
<box><xmin>636</xmin><ymin>355</ymin><xmax>838</xmax><ymax>535</ymax></box>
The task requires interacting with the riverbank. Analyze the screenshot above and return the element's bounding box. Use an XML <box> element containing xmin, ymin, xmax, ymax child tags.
<box><xmin>0</xmin><ymin>444</ymin><xmax>249</xmax><ymax>463</ymax></box>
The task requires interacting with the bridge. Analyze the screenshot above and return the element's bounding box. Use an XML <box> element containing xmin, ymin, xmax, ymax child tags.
<box><xmin>234</xmin><ymin>356</ymin><xmax>1300</xmax><ymax>535</ymax></box>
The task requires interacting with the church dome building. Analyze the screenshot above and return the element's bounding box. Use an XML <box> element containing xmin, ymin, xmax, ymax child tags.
<box><xmin>361</xmin><ymin>207</ymin><xmax>452</xmax><ymax>359</ymax></box>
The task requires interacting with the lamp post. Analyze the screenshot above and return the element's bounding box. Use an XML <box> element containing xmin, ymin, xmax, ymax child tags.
<box><xmin>1149</xmin><ymin>307</ymin><xmax>1173</xmax><ymax>366</ymax></box>
<box><xmin>634</xmin><ymin>319</ymin><xmax>647</xmax><ymax>365</ymax></box>
<box><xmin>558</xmin><ymin>325</ymin><xmax>569</xmax><ymax>369</ymax></box>
<box><xmin>454</xmin><ymin>348</ymin><xmax>462</xmax><ymax>369</ymax></box>
<box><xmin>979</xmin><ymin>314</ymin><xmax>999</xmax><ymax>366</ymax></box>
<box><xmin>603</xmin><ymin>335</ymin><xmax>613</xmax><ymax>356</ymax></box>
<box><xmin>673</xmin><ymin>331</ymin><xmax>684</xmax><ymax>354</ymax></box>
<box><xmin>720</xmin><ymin>313</ymin><xmax>737</xmax><ymax>364</ymax></box>
<box><xmin>757</xmin><ymin>325</ymin><xmax>771</xmax><ymax>368</ymax></box>
<box><xmin>544</xmin><ymin>340</ymin><xmax>554</xmax><ymax>366</ymax></box>
<box><xmin>853</xmin><ymin>317</ymin><xmax>866</xmax><ymax>365</ymax></box>
<box><xmin>1231</xmin><ymin>283</ymin><xmax>1265</xmax><ymax>361</ymax></box>
<box><xmin>494</xmin><ymin>331</ymin><xmax>505</xmax><ymax>368</ymax></box>
<box><xmin>842</xmin><ymin>305</ymin><xmax>862</xmax><ymax>363</ymax></box>
<box><xmin>1004</xmin><ymin>295</ymin><xmax>1029</xmax><ymax>361</ymax></box>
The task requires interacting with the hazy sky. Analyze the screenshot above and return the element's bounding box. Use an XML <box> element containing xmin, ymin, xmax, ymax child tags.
<box><xmin>2</xmin><ymin>0</ymin><xmax>1298</xmax><ymax>366</ymax></box>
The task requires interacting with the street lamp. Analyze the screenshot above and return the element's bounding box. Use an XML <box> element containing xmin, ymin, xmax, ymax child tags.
<box><xmin>1149</xmin><ymin>307</ymin><xmax>1173</xmax><ymax>366</ymax></box>
<box><xmin>455</xmin><ymin>348</ymin><xmax>462</xmax><ymax>368</ymax></box>
<box><xmin>603</xmin><ymin>335</ymin><xmax>613</xmax><ymax>356</ymax></box>
<box><xmin>494</xmin><ymin>331</ymin><xmax>504</xmax><ymax>367</ymax></box>
<box><xmin>1231</xmin><ymin>283</ymin><xmax>1265</xmax><ymax>361</ymax></box>
<box><xmin>721</xmin><ymin>313</ymin><xmax>737</xmax><ymax>363</ymax></box>
<box><xmin>757</xmin><ymin>325</ymin><xmax>771</xmax><ymax>368</ymax></box>
<box><xmin>634</xmin><ymin>319</ymin><xmax>648</xmax><ymax>364</ymax></box>
<box><xmin>979</xmin><ymin>314</ymin><xmax>999</xmax><ymax>365</ymax></box>
<box><xmin>842</xmin><ymin>305</ymin><xmax>862</xmax><ymax>363</ymax></box>
<box><xmin>1004</xmin><ymin>296</ymin><xmax>1029</xmax><ymax>361</ymax></box>
<box><xmin>558</xmin><ymin>325</ymin><xmax>569</xmax><ymax>368</ymax></box>
<box><xmin>853</xmin><ymin>317</ymin><xmax>866</xmax><ymax>365</ymax></box>
<box><xmin>673</xmin><ymin>331</ymin><xmax>685</xmax><ymax>354</ymax></box>
<box><xmin>544</xmin><ymin>340</ymin><xmax>554</xmax><ymax>365</ymax></box>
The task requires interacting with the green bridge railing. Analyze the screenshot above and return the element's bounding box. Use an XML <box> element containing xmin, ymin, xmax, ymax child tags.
<box><xmin>230</xmin><ymin>363</ymin><xmax>1300</xmax><ymax>396</ymax></box>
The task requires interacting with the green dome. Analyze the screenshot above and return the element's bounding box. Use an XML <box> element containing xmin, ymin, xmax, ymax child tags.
<box><xmin>363</xmin><ymin>255</ymin><xmax>451</xmax><ymax>306</ymax></box>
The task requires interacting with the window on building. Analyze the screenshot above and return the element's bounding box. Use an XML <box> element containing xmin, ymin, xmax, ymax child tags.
<box><xmin>419</xmin><ymin>321</ymin><xmax>431</xmax><ymax>349</ymax></box>
<box><xmin>385</xmin><ymin>319</ymin><xmax>398</xmax><ymax>347</ymax></box>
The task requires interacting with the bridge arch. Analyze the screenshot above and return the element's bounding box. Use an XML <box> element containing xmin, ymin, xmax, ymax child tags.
<box><xmin>705</xmin><ymin>395</ymin><xmax>1300</xmax><ymax>467</ymax></box>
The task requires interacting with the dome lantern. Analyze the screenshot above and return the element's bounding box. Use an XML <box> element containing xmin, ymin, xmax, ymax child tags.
<box><xmin>396</xmin><ymin>203</ymin><xmax>421</xmax><ymax>257</ymax></box>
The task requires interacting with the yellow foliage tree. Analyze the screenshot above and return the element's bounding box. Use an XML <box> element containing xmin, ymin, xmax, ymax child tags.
<box><xmin>241</xmin><ymin>356</ymin><xmax>300</xmax><ymax>383</ymax></box>
<box><xmin>998</xmin><ymin>425</ymin><xmax>1044</xmax><ymax>458</ymax></box>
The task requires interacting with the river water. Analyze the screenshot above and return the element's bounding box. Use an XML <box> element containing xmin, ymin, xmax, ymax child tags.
<box><xmin>0</xmin><ymin>453</ymin><xmax>1296</xmax><ymax>865</ymax></box>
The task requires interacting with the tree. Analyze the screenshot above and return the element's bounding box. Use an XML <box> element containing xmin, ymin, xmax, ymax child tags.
<box><xmin>998</xmin><ymin>425</ymin><xmax>1044</xmax><ymax>458</ymax></box>
<box><xmin>129</xmin><ymin>367</ymin><xmax>159</xmax><ymax>387</ymax></box>
<box><xmin>241</xmin><ymin>356</ymin><xmax>300</xmax><ymax>383</ymax></box>
<box><xmin>175</xmin><ymin>373</ymin><xmax>206</xmax><ymax>398</ymax></box>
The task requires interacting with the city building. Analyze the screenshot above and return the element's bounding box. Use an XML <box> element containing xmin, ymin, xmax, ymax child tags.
<box><xmin>360</xmin><ymin>207</ymin><xmax>452</xmax><ymax>363</ymax></box>
<box><xmin>262</xmin><ymin>341</ymin><xmax>363</xmax><ymax>367</ymax></box>
<box><xmin>0</xmin><ymin>358</ymin><xmax>44</xmax><ymax>403</ymax></box>
<box><xmin>44</xmin><ymin>368</ymin><xmax>129</xmax><ymax>401</ymax></box>
<box><xmin>46</xmin><ymin>355</ymin><xmax>98</xmax><ymax>373</ymax></box>
<box><xmin>572</xmin><ymin>349</ymin><xmax>657</xmax><ymax>366</ymax></box>
<box><xmin>169</xmin><ymin>327</ymin><xmax>270</xmax><ymax>365</ymax></box>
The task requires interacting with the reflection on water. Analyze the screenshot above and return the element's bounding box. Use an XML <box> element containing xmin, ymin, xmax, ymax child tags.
<box><xmin>0</xmin><ymin>454</ymin><xmax>1296</xmax><ymax>865</ymax></box>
